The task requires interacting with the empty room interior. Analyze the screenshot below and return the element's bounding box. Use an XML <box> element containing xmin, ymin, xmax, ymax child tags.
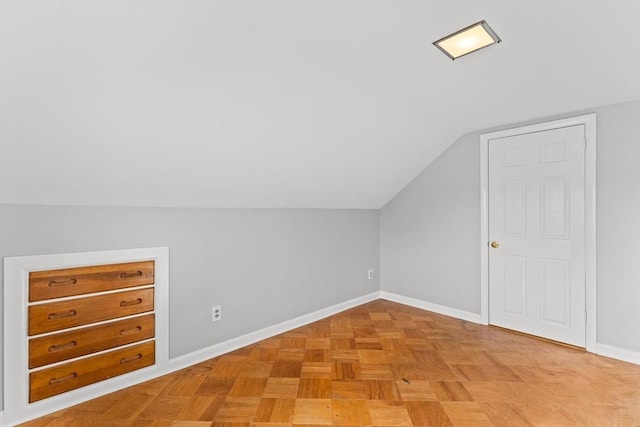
<box><xmin>1</xmin><ymin>1</ymin><xmax>639</xmax><ymax>426</ymax></box>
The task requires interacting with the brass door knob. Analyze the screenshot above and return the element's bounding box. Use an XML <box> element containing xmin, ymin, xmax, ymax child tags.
<box><xmin>491</xmin><ymin>241</ymin><xmax>500</xmax><ymax>248</ymax></box>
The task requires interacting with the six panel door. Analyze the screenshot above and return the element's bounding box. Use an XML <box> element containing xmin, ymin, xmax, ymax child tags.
<box><xmin>488</xmin><ymin>125</ymin><xmax>586</xmax><ymax>347</ymax></box>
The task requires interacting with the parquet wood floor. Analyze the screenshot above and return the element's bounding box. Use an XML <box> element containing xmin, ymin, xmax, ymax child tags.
<box><xmin>19</xmin><ymin>300</ymin><xmax>640</xmax><ymax>426</ymax></box>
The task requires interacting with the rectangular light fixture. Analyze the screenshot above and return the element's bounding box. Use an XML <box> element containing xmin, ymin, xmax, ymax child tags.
<box><xmin>433</xmin><ymin>20</ymin><xmax>501</xmax><ymax>60</ymax></box>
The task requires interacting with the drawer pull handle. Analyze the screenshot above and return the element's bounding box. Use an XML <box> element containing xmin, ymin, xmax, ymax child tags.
<box><xmin>48</xmin><ymin>341</ymin><xmax>77</xmax><ymax>352</ymax></box>
<box><xmin>120</xmin><ymin>271</ymin><xmax>143</xmax><ymax>279</ymax></box>
<box><xmin>49</xmin><ymin>372</ymin><xmax>77</xmax><ymax>385</ymax></box>
<box><xmin>120</xmin><ymin>353</ymin><xmax>143</xmax><ymax>364</ymax></box>
<box><xmin>48</xmin><ymin>310</ymin><xmax>77</xmax><ymax>320</ymax></box>
<box><xmin>48</xmin><ymin>278</ymin><xmax>77</xmax><ymax>288</ymax></box>
<box><xmin>119</xmin><ymin>326</ymin><xmax>143</xmax><ymax>335</ymax></box>
<box><xmin>120</xmin><ymin>298</ymin><xmax>143</xmax><ymax>307</ymax></box>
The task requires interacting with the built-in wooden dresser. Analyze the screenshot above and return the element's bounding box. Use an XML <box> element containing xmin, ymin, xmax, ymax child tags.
<box><xmin>27</xmin><ymin>261</ymin><xmax>156</xmax><ymax>402</ymax></box>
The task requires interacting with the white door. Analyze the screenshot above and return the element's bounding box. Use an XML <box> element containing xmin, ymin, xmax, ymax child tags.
<box><xmin>488</xmin><ymin>125</ymin><xmax>586</xmax><ymax>347</ymax></box>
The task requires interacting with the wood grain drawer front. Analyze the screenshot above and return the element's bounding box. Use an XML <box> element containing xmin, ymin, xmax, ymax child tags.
<box><xmin>29</xmin><ymin>341</ymin><xmax>155</xmax><ymax>403</ymax></box>
<box><xmin>29</xmin><ymin>288</ymin><xmax>154</xmax><ymax>336</ymax></box>
<box><xmin>29</xmin><ymin>261</ymin><xmax>154</xmax><ymax>302</ymax></box>
<box><xmin>29</xmin><ymin>314</ymin><xmax>155</xmax><ymax>368</ymax></box>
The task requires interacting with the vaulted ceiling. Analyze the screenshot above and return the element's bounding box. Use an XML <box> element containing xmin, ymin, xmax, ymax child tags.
<box><xmin>1</xmin><ymin>1</ymin><xmax>639</xmax><ymax>208</ymax></box>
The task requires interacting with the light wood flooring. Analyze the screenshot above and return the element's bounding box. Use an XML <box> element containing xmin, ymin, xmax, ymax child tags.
<box><xmin>19</xmin><ymin>300</ymin><xmax>640</xmax><ymax>426</ymax></box>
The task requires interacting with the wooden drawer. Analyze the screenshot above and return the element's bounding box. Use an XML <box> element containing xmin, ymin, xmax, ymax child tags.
<box><xmin>30</xmin><ymin>341</ymin><xmax>155</xmax><ymax>402</ymax></box>
<box><xmin>29</xmin><ymin>261</ymin><xmax>154</xmax><ymax>302</ymax></box>
<box><xmin>29</xmin><ymin>314</ymin><xmax>155</xmax><ymax>368</ymax></box>
<box><xmin>29</xmin><ymin>288</ymin><xmax>154</xmax><ymax>336</ymax></box>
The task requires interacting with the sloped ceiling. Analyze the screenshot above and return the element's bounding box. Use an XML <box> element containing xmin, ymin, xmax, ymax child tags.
<box><xmin>1</xmin><ymin>0</ymin><xmax>639</xmax><ymax>209</ymax></box>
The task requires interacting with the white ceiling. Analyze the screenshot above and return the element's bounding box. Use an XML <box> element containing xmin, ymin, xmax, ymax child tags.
<box><xmin>1</xmin><ymin>0</ymin><xmax>639</xmax><ymax>209</ymax></box>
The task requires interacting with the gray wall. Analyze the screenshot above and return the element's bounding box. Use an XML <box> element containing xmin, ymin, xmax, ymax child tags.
<box><xmin>379</xmin><ymin>132</ymin><xmax>481</xmax><ymax>313</ymax></box>
<box><xmin>0</xmin><ymin>206</ymin><xmax>379</xmax><ymax>409</ymax></box>
<box><xmin>380</xmin><ymin>99</ymin><xmax>640</xmax><ymax>353</ymax></box>
<box><xmin>596</xmin><ymin>101</ymin><xmax>640</xmax><ymax>351</ymax></box>
<box><xmin>1</xmin><ymin>100</ymin><xmax>637</xmax><ymax>412</ymax></box>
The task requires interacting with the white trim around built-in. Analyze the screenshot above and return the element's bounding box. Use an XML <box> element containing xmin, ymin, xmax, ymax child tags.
<box><xmin>480</xmin><ymin>113</ymin><xmax>597</xmax><ymax>353</ymax></box>
<box><xmin>3</xmin><ymin>247</ymin><xmax>171</xmax><ymax>427</ymax></box>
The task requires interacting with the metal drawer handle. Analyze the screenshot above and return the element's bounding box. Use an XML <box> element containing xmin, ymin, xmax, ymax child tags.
<box><xmin>48</xmin><ymin>341</ymin><xmax>77</xmax><ymax>353</ymax></box>
<box><xmin>120</xmin><ymin>353</ymin><xmax>143</xmax><ymax>364</ymax></box>
<box><xmin>48</xmin><ymin>278</ymin><xmax>77</xmax><ymax>288</ymax></box>
<box><xmin>49</xmin><ymin>372</ymin><xmax>77</xmax><ymax>385</ymax></box>
<box><xmin>120</xmin><ymin>271</ymin><xmax>143</xmax><ymax>279</ymax></box>
<box><xmin>48</xmin><ymin>310</ymin><xmax>77</xmax><ymax>320</ymax></box>
<box><xmin>120</xmin><ymin>298</ymin><xmax>143</xmax><ymax>307</ymax></box>
<box><xmin>119</xmin><ymin>326</ymin><xmax>142</xmax><ymax>336</ymax></box>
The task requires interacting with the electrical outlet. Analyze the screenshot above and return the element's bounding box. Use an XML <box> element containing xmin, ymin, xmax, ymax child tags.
<box><xmin>212</xmin><ymin>305</ymin><xmax>222</xmax><ymax>322</ymax></box>
<box><xmin>368</xmin><ymin>269</ymin><xmax>374</xmax><ymax>280</ymax></box>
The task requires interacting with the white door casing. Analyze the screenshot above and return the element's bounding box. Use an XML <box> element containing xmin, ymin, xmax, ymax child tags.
<box><xmin>480</xmin><ymin>114</ymin><xmax>597</xmax><ymax>352</ymax></box>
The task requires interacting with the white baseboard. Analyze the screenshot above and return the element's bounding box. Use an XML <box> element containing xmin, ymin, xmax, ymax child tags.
<box><xmin>597</xmin><ymin>343</ymin><xmax>640</xmax><ymax>365</ymax></box>
<box><xmin>6</xmin><ymin>289</ymin><xmax>637</xmax><ymax>425</ymax></box>
<box><xmin>1</xmin><ymin>291</ymin><xmax>378</xmax><ymax>427</ymax></box>
<box><xmin>379</xmin><ymin>293</ymin><xmax>640</xmax><ymax>366</ymax></box>
<box><xmin>168</xmin><ymin>291</ymin><xmax>380</xmax><ymax>372</ymax></box>
<box><xmin>168</xmin><ymin>291</ymin><xmax>639</xmax><ymax>371</ymax></box>
<box><xmin>379</xmin><ymin>291</ymin><xmax>484</xmax><ymax>324</ymax></box>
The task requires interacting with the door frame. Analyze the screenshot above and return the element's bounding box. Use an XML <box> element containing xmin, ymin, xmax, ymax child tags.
<box><xmin>480</xmin><ymin>113</ymin><xmax>597</xmax><ymax>352</ymax></box>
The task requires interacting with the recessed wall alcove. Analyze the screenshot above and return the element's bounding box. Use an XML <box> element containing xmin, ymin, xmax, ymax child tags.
<box><xmin>3</xmin><ymin>247</ymin><xmax>170</xmax><ymax>426</ymax></box>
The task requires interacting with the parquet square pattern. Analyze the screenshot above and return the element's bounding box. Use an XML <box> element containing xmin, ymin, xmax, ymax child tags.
<box><xmin>19</xmin><ymin>300</ymin><xmax>640</xmax><ymax>426</ymax></box>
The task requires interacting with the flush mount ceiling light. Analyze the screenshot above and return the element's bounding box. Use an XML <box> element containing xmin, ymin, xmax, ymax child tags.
<box><xmin>433</xmin><ymin>20</ymin><xmax>501</xmax><ymax>60</ymax></box>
